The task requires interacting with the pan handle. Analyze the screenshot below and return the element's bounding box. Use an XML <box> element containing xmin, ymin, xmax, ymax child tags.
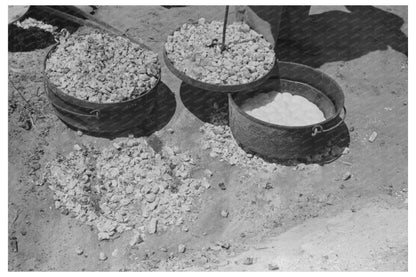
<box><xmin>44</xmin><ymin>78</ymin><xmax>100</xmax><ymax>119</ymax></box>
<box><xmin>50</xmin><ymin>101</ymin><xmax>100</xmax><ymax>119</ymax></box>
<box><xmin>311</xmin><ymin>106</ymin><xmax>346</xmax><ymax>137</ymax></box>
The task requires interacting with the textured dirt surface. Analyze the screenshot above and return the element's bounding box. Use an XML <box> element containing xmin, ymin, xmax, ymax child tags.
<box><xmin>8</xmin><ymin>6</ymin><xmax>407</xmax><ymax>271</ymax></box>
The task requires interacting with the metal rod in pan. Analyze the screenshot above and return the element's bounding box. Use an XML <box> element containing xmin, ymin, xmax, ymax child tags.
<box><xmin>221</xmin><ymin>5</ymin><xmax>229</xmax><ymax>52</ymax></box>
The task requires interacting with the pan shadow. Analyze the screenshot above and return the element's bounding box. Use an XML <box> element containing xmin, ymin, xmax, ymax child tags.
<box><xmin>179</xmin><ymin>82</ymin><xmax>229</xmax><ymax>124</ymax></box>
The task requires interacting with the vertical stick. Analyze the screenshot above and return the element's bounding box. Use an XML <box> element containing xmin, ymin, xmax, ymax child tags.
<box><xmin>221</xmin><ymin>5</ymin><xmax>229</xmax><ymax>52</ymax></box>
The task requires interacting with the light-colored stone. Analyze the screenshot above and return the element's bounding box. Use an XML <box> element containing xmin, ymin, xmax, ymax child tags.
<box><xmin>99</xmin><ymin>252</ymin><xmax>107</xmax><ymax>261</ymax></box>
<box><xmin>368</xmin><ymin>131</ymin><xmax>378</xmax><ymax>142</ymax></box>
<box><xmin>148</xmin><ymin>218</ymin><xmax>158</xmax><ymax>234</ymax></box>
<box><xmin>129</xmin><ymin>233</ymin><xmax>144</xmax><ymax>247</ymax></box>
<box><xmin>73</xmin><ymin>144</ymin><xmax>82</xmax><ymax>151</ymax></box>
<box><xmin>204</xmin><ymin>169</ymin><xmax>213</xmax><ymax>177</ymax></box>
<box><xmin>342</xmin><ymin>171</ymin><xmax>352</xmax><ymax>181</ymax></box>
<box><xmin>178</xmin><ymin>244</ymin><xmax>186</xmax><ymax>253</ymax></box>
<box><xmin>75</xmin><ymin>246</ymin><xmax>84</xmax><ymax>255</ymax></box>
<box><xmin>220</xmin><ymin>209</ymin><xmax>229</xmax><ymax>218</ymax></box>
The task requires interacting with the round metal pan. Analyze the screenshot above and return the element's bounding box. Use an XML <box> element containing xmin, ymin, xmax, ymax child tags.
<box><xmin>163</xmin><ymin>21</ymin><xmax>276</xmax><ymax>93</ymax></box>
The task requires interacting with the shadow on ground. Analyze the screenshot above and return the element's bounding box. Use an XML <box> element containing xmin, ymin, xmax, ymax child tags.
<box><xmin>8</xmin><ymin>6</ymin><xmax>83</xmax><ymax>52</ymax></box>
<box><xmin>270</xmin><ymin>5</ymin><xmax>408</xmax><ymax>67</ymax></box>
<box><xmin>180</xmin><ymin>82</ymin><xmax>229</xmax><ymax>123</ymax></box>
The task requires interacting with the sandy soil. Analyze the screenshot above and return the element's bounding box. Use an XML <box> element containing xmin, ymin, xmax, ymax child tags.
<box><xmin>8</xmin><ymin>6</ymin><xmax>407</xmax><ymax>271</ymax></box>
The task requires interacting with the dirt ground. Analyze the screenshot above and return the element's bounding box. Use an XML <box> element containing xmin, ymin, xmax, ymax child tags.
<box><xmin>8</xmin><ymin>6</ymin><xmax>408</xmax><ymax>271</ymax></box>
